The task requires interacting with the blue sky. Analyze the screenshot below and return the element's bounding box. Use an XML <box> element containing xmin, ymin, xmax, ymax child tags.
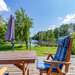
<box><xmin>0</xmin><ymin>0</ymin><xmax>75</xmax><ymax>36</ymax></box>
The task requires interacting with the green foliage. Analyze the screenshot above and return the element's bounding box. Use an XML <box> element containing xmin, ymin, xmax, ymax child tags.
<box><xmin>15</xmin><ymin>8</ymin><xmax>33</xmax><ymax>49</ymax></box>
<box><xmin>32</xmin><ymin>30</ymin><xmax>56</xmax><ymax>46</ymax></box>
<box><xmin>0</xmin><ymin>16</ymin><xmax>6</xmax><ymax>43</ymax></box>
<box><xmin>46</xmin><ymin>30</ymin><xmax>54</xmax><ymax>41</ymax></box>
<box><xmin>72</xmin><ymin>39</ymin><xmax>75</xmax><ymax>54</ymax></box>
<box><xmin>59</xmin><ymin>24</ymin><xmax>69</xmax><ymax>36</ymax></box>
<box><xmin>54</xmin><ymin>28</ymin><xmax>59</xmax><ymax>39</ymax></box>
<box><xmin>71</xmin><ymin>32</ymin><xmax>75</xmax><ymax>54</ymax></box>
<box><xmin>32</xmin><ymin>23</ymin><xmax>75</xmax><ymax>47</ymax></box>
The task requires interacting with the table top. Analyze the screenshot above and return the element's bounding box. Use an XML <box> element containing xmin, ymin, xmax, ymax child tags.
<box><xmin>0</xmin><ymin>51</ymin><xmax>36</xmax><ymax>61</ymax></box>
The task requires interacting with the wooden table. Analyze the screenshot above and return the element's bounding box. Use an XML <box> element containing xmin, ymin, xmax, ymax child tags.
<box><xmin>0</xmin><ymin>51</ymin><xmax>36</xmax><ymax>75</ymax></box>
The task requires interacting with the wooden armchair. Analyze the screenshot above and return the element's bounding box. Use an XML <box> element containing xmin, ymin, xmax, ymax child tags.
<box><xmin>37</xmin><ymin>36</ymin><xmax>72</xmax><ymax>75</ymax></box>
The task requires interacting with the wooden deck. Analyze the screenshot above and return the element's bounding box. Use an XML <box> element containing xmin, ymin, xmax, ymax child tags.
<box><xmin>0</xmin><ymin>56</ymin><xmax>75</xmax><ymax>75</ymax></box>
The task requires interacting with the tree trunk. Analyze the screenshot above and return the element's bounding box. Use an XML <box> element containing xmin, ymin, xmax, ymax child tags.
<box><xmin>26</xmin><ymin>40</ymin><xmax>28</xmax><ymax>50</ymax></box>
<box><xmin>11</xmin><ymin>41</ymin><xmax>14</xmax><ymax>49</ymax></box>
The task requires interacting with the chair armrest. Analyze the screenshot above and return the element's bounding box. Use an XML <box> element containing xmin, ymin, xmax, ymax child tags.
<box><xmin>44</xmin><ymin>60</ymin><xmax>71</xmax><ymax>73</ymax></box>
<box><xmin>44</xmin><ymin>60</ymin><xmax>71</xmax><ymax>65</ymax></box>
<box><xmin>43</xmin><ymin>52</ymin><xmax>54</xmax><ymax>60</ymax></box>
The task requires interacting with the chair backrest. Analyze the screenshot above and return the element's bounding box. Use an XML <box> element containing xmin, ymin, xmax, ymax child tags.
<box><xmin>53</xmin><ymin>36</ymin><xmax>72</xmax><ymax>69</ymax></box>
<box><xmin>65</xmin><ymin>37</ymin><xmax>72</xmax><ymax>62</ymax></box>
<box><xmin>54</xmin><ymin>36</ymin><xmax>72</xmax><ymax>61</ymax></box>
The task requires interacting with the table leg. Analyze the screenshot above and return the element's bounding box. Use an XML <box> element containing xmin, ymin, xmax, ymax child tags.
<box><xmin>14</xmin><ymin>63</ymin><xmax>29</xmax><ymax>75</ymax></box>
<box><xmin>23</xmin><ymin>63</ymin><xmax>29</xmax><ymax>75</ymax></box>
<box><xmin>23</xmin><ymin>63</ymin><xmax>25</xmax><ymax>75</ymax></box>
<box><xmin>27</xmin><ymin>67</ymin><xmax>29</xmax><ymax>75</ymax></box>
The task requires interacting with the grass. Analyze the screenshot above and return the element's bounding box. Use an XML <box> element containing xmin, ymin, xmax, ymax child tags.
<box><xmin>0</xmin><ymin>44</ymin><xmax>57</xmax><ymax>56</ymax></box>
<box><xmin>32</xmin><ymin>46</ymin><xmax>56</xmax><ymax>56</ymax></box>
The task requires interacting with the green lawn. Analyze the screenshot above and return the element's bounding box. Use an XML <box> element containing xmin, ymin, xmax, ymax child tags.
<box><xmin>0</xmin><ymin>44</ymin><xmax>57</xmax><ymax>56</ymax></box>
<box><xmin>32</xmin><ymin>46</ymin><xmax>56</xmax><ymax>56</ymax></box>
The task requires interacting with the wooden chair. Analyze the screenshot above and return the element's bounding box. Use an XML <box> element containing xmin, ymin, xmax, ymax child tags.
<box><xmin>37</xmin><ymin>36</ymin><xmax>72</xmax><ymax>75</ymax></box>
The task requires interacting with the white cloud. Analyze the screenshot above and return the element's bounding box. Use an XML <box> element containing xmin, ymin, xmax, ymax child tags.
<box><xmin>61</xmin><ymin>13</ymin><xmax>75</xmax><ymax>24</ymax></box>
<box><xmin>48</xmin><ymin>13</ymin><xmax>75</xmax><ymax>30</ymax></box>
<box><xmin>48</xmin><ymin>24</ymin><xmax>60</xmax><ymax>30</ymax></box>
<box><xmin>0</xmin><ymin>0</ymin><xmax>9</xmax><ymax>11</ymax></box>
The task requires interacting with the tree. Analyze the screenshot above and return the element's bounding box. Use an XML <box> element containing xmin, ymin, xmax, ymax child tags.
<box><xmin>0</xmin><ymin>16</ymin><xmax>6</xmax><ymax>43</ymax></box>
<box><xmin>59</xmin><ymin>24</ymin><xmax>69</xmax><ymax>36</ymax></box>
<box><xmin>46</xmin><ymin>30</ymin><xmax>54</xmax><ymax>41</ymax></box>
<box><xmin>70</xmin><ymin>23</ymin><xmax>75</xmax><ymax>32</ymax></box>
<box><xmin>15</xmin><ymin>8</ymin><xmax>33</xmax><ymax>49</ymax></box>
<box><xmin>73</xmin><ymin>24</ymin><xmax>75</xmax><ymax>31</ymax></box>
<box><xmin>32</xmin><ymin>33</ymin><xmax>39</xmax><ymax>41</ymax></box>
<box><xmin>46</xmin><ymin>30</ymin><xmax>55</xmax><ymax>46</ymax></box>
<box><xmin>54</xmin><ymin>28</ymin><xmax>59</xmax><ymax>39</ymax></box>
<box><xmin>32</xmin><ymin>23</ymin><xmax>75</xmax><ymax>47</ymax></box>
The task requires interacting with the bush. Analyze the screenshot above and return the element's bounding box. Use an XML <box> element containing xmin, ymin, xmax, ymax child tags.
<box><xmin>71</xmin><ymin>32</ymin><xmax>75</xmax><ymax>55</ymax></box>
<box><xmin>72</xmin><ymin>39</ymin><xmax>75</xmax><ymax>54</ymax></box>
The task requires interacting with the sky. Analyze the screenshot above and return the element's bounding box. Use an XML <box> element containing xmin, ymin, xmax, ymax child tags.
<box><xmin>0</xmin><ymin>0</ymin><xmax>75</xmax><ymax>36</ymax></box>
